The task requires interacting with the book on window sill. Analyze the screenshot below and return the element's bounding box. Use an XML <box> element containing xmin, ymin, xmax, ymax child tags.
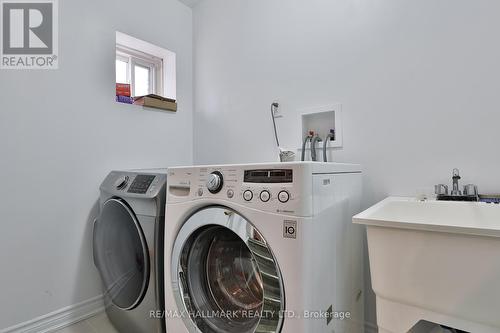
<box><xmin>116</xmin><ymin>95</ymin><xmax>134</xmax><ymax>104</ymax></box>
<box><xmin>116</xmin><ymin>83</ymin><xmax>131</xmax><ymax>97</ymax></box>
<box><xmin>133</xmin><ymin>94</ymin><xmax>177</xmax><ymax>111</ymax></box>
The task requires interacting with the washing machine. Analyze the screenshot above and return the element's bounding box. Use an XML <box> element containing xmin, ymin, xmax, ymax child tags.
<box><xmin>164</xmin><ymin>162</ymin><xmax>364</xmax><ymax>333</ymax></box>
<box><xmin>93</xmin><ymin>169</ymin><xmax>167</xmax><ymax>333</ymax></box>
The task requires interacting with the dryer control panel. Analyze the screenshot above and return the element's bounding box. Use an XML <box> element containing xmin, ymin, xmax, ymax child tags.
<box><xmin>101</xmin><ymin>170</ymin><xmax>167</xmax><ymax>199</ymax></box>
<box><xmin>128</xmin><ymin>175</ymin><xmax>156</xmax><ymax>194</ymax></box>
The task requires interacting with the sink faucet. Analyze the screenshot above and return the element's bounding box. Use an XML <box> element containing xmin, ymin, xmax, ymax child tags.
<box><xmin>451</xmin><ymin>168</ymin><xmax>462</xmax><ymax>196</ymax></box>
<box><xmin>435</xmin><ymin>168</ymin><xmax>478</xmax><ymax>201</ymax></box>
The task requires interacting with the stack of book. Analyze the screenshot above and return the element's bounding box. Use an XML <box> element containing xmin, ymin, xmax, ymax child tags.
<box><xmin>133</xmin><ymin>94</ymin><xmax>177</xmax><ymax>112</ymax></box>
<box><xmin>116</xmin><ymin>83</ymin><xmax>133</xmax><ymax>104</ymax></box>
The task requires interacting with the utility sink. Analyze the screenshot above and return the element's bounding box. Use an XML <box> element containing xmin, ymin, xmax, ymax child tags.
<box><xmin>353</xmin><ymin>197</ymin><xmax>500</xmax><ymax>333</ymax></box>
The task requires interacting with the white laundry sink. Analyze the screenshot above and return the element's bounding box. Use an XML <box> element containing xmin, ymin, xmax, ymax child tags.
<box><xmin>353</xmin><ymin>197</ymin><xmax>500</xmax><ymax>333</ymax></box>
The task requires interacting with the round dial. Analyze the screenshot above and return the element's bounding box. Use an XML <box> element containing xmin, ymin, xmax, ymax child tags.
<box><xmin>206</xmin><ymin>171</ymin><xmax>224</xmax><ymax>193</ymax></box>
<box><xmin>114</xmin><ymin>176</ymin><xmax>129</xmax><ymax>190</ymax></box>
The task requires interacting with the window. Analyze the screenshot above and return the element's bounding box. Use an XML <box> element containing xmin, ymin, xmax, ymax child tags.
<box><xmin>116</xmin><ymin>45</ymin><xmax>163</xmax><ymax>97</ymax></box>
<box><xmin>116</xmin><ymin>31</ymin><xmax>177</xmax><ymax>100</ymax></box>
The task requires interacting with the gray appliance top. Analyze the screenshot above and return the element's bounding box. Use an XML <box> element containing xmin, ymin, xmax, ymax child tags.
<box><xmin>100</xmin><ymin>169</ymin><xmax>167</xmax><ymax>200</ymax></box>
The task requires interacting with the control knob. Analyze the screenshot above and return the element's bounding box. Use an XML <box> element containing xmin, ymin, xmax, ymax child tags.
<box><xmin>114</xmin><ymin>176</ymin><xmax>129</xmax><ymax>190</ymax></box>
<box><xmin>260</xmin><ymin>190</ymin><xmax>271</xmax><ymax>202</ymax></box>
<box><xmin>278</xmin><ymin>190</ymin><xmax>290</xmax><ymax>203</ymax></box>
<box><xmin>206</xmin><ymin>171</ymin><xmax>224</xmax><ymax>193</ymax></box>
<box><xmin>243</xmin><ymin>190</ymin><xmax>253</xmax><ymax>201</ymax></box>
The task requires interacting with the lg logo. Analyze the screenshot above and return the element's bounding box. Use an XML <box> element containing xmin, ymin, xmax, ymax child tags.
<box><xmin>283</xmin><ymin>220</ymin><xmax>297</xmax><ymax>239</ymax></box>
<box><xmin>1</xmin><ymin>0</ymin><xmax>58</xmax><ymax>69</ymax></box>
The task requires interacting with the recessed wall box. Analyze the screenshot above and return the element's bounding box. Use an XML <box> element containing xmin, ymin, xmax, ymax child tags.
<box><xmin>300</xmin><ymin>105</ymin><xmax>343</xmax><ymax>150</ymax></box>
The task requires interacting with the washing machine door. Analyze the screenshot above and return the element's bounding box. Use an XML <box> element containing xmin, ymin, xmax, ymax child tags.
<box><xmin>171</xmin><ymin>206</ymin><xmax>284</xmax><ymax>333</ymax></box>
<box><xmin>93</xmin><ymin>198</ymin><xmax>150</xmax><ymax>310</ymax></box>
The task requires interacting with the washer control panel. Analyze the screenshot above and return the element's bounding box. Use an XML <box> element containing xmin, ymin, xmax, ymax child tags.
<box><xmin>168</xmin><ymin>164</ymin><xmax>308</xmax><ymax>215</ymax></box>
<box><xmin>198</xmin><ymin>168</ymin><xmax>298</xmax><ymax>206</ymax></box>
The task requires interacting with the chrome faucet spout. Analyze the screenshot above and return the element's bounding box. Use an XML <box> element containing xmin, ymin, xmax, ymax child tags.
<box><xmin>451</xmin><ymin>168</ymin><xmax>462</xmax><ymax>196</ymax></box>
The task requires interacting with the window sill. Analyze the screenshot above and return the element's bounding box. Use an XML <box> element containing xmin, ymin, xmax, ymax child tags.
<box><xmin>116</xmin><ymin>98</ymin><xmax>177</xmax><ymax>112</ymax></box>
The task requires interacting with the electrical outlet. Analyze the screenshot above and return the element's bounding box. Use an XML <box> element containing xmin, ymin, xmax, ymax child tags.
<box><xmin>272</xmin><ymin>101</ymin><xmax>283</xmax><ymax>118</ymax></box>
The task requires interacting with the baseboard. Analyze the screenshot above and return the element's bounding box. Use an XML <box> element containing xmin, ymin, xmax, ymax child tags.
<box><xmin>365</xmin><ymin>320</ymin><xmax>379</xmax><ymax>333</ymax></box>
<box><xmin>1</xmin><ymin>295</ymin><xmax>105</xmax><ymax>333</ymax></box>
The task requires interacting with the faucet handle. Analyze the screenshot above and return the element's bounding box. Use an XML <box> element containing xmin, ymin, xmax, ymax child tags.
<box><xmin>435</xmin><ymin>184</ymin><xmax>449</xmax><ymax>196</ymax></box>
<box><xmin>463</xmin><ymin>184</ymin><xmax>478</xmax><ymax>197</ymax></box>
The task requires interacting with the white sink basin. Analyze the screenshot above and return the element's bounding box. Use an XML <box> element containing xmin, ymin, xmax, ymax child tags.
<box><xmin>354</xmin><ymin>197</ymin><xmax>500</xmax><ymax>333</ymax></box>
<box><xmin>356</xmin><ymin>196</ymin><xmax>500</xmax><ymax>237</ymax></box>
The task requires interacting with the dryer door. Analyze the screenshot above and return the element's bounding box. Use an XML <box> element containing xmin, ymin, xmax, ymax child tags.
<box><xmin>93</xmin><ymin>198</ymin><xmax>150</xmax><ymax>310</ymax></box>
<box><xmin>171</xmin><ymin>206</ymin><xmax>284</xmax><ymax>333</ymax></box>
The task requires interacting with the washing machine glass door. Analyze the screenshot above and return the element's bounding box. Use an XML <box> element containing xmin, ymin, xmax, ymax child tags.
<box><xmin>172</xmin><ymin>206</ymin><xmax>284</xmax><ymax>333</ymax></box>
<box><xmin>93</xmin><ymin>198</ymin><xmax>150</xmax><ymax>310</ymax></box>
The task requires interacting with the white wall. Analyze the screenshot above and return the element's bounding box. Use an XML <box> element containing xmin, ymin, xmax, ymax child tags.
<box><xmin>0</xmin><ymin>0</ymin><xmax>193</xmax><ymax>328</ymax></box>
<box><xmin>193</xmin><ymin>0</ymin><xmax>500</xmax><ymax>328</ymax></box>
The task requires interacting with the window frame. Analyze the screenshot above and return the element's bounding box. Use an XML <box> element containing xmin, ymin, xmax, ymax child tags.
<box><xmin>116</xmin><ymin>31</ymin><xmax>176</xmax><ymax>100</ymax></box>
<box><xmin>115</xmin><ymin>54</ymin><xmax>130</xmax><ymax>84</ymax></box>
<box><xmin>116</xmin><ymin>45</ymin><xmax>163</xmax><ymax>97</ymax></box>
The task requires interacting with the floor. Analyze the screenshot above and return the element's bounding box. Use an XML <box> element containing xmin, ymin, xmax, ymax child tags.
<box><xmin>54</xmin><ymin>312</ymin><xmax>118</xmax><ymax>333</ymax></box>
